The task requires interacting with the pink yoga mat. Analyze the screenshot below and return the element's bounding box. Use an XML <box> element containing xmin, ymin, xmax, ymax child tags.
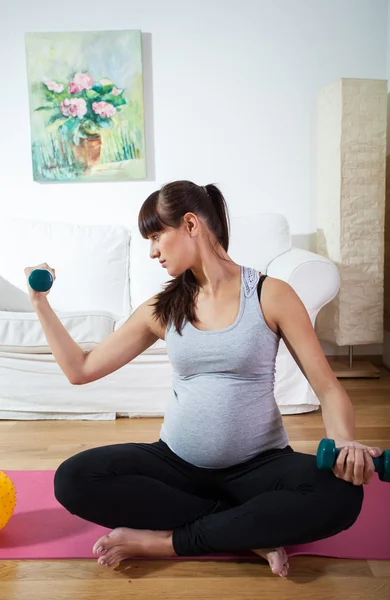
<box><xmin>0</xmin><ymin>470</ymin><xmax>389</xmax><ymax>561</ymax></box>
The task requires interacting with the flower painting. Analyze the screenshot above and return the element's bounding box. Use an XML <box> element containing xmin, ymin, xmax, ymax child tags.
<box><xmin>25</xmin><ymin>30</ymin><xmax>146</xmax><ymax>182</ymax></box>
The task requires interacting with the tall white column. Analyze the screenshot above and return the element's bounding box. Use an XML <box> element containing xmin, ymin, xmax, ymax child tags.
<box><xmin>384</xmin><ymin>93</ymin><xmax>390</xmax><ymax>370</ymax></box>
<box><xmin>316</xmin><ymin>78</ymin><xmax>386</xmax><ymax>353</ymax></box>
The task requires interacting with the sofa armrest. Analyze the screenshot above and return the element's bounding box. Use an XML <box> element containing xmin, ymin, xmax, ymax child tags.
<box><xmin>266</xmin><ymin>248</ymin><xmax>340</xmax><ymax>315</ymax></box>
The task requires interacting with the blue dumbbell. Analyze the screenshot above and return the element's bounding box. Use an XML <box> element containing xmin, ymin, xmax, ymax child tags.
<box><xmin>317</xmin><ymin>438</ymin><xmax>390</xmax><ymax>482</ymax></box>
<box><xmin>28</xmin><ymin>269</ymin><xmax>54</xmax><ymax>292</ymax></box>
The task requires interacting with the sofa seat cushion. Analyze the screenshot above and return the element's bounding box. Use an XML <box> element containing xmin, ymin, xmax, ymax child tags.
<box><xmin>0</xmin><ymin>310</ymin><xmax>168</xmax><ymax>355</ymax></box>
<box><xmin>0</xmin><ymin>310</ymin><xmax>119</xmax><ymax>353</ymax></box>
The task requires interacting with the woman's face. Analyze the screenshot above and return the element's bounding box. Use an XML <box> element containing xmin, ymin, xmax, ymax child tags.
<box><xmin>148</xmin><ymin>220</ymin><xmax>195</xmax><ymax>277</ymax></box>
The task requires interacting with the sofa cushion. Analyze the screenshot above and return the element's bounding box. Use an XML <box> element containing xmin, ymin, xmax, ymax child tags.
<box><xmin>228</xmin><ymin>213</ymin><xmax>291</xmax><ymax>272</ymax></box>
<box><xmin>0</xmin><ymin>310</ymin><xmax>118</xmax><ymax>353</ymax></box>
<box><xmin>0</xmin><ymin>276</ymin><xmax>34</xmax><ymax>312</ymax></box>
<box><xmin>0</xmin><ymin>217</ymin><xmax>131</xmax><ymax>315</ymax></box>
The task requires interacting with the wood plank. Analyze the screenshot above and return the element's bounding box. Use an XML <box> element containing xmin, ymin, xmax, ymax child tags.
<box><xmin>0</xmin><ymin>574</ymin><xmax>389</xmax><ymax>600</ymax></box>
<box><xmin>0</xmin><ymin>557</ymin><xmax>374</xmax><ymax>580</ymax></box>
<box><xmin>368</xmin><ymin>561</ymin><xmax>390</xmax><ymax>577</ymax></box>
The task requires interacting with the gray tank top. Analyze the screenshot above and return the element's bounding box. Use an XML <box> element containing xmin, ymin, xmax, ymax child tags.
<box><xmin>161</xmin><ymin>265</ymin><xmax>289</xmax><ymax>469</ymax></box>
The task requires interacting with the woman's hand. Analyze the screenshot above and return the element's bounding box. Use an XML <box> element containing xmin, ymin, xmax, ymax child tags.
<box><xmin>24</xmin><ymin>262</ymin><xmax>56</xmax><ymax>305</ymax></box>
<box><xmin>332</xmin><ymin>440</ymin><xmax>383</xmax><ymax>486</ymax></box>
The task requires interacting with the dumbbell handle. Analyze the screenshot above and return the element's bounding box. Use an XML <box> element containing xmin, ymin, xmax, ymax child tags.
<box><xmin>332</xmin><ymin>447</ymin><xmax>382</xmax><ymax>471</ymax></box>
<box><xmin>28</xmin><ymin>269</ymin><xmax>54</xmax><ymax>292</ymax></box>
<box><xmin>317</xmin><ymin>438</ymin><xmax>390</xmax><ymax>482</ymax></box>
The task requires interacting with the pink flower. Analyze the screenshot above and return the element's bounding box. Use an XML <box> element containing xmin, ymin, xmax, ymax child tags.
<box><xmin>111</xmin><ymin>87</ymin><xmax>123</xmax><ymax>96</ymax></box>
<box><xmin>92</xmin><ymin>101</ymin><xmax>116</xmax><ymax>119</ymax></box>
<box><xmin>68</xmin><ymin>72</ymin><xmax>94</xmax><ymax>94</ymax></box>
<box><xmin>60</xmin><ymin>98</ymin><xmax>87</xmax><ymax>119</ymax></box>
<box><xmin>43</xmin><ymin>79</ymin><xmax>64</xmax><ymax>93</ymax></box>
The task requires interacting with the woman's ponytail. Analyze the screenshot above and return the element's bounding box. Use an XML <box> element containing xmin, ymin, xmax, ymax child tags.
<box><xmin>204</xmin><ymin>184</ymin><xmax>230</xmax><ymax>251</ymax></box>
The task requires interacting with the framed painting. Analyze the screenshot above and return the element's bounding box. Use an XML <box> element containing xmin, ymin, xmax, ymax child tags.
<box><xmin>25</xmin><ymin>30</ymin><xmax>146</xmax><ymax>182</ymax></box>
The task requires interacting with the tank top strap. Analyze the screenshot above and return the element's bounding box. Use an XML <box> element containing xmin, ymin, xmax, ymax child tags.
<box><xmin>242</xmin><ymin>266</ymin><xmax>260</xmax><ymax>298</ymax></box>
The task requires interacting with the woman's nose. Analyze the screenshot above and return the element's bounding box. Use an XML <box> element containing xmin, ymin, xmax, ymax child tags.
<box><xmin>150</xmin><ymin>245</ymin><xmax>159</xmax><ymax>259</ymax></box>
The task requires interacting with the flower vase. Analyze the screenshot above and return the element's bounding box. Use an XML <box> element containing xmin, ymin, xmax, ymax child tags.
<box><xmin>72</xmin><ymin>135</ymin><xmax>102</xmax><ymax>169</ymax></box>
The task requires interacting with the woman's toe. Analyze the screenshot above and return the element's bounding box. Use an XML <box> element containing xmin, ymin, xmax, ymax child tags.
<box><xmin>93</xmin><ymin>535</ymin><xmax>110</xmax><ymax>555</ymax></box>
<box><xmin>107</xmin><ymin>555</ymin><xmax>122</xmax><ymax>567</ymax></box>
<box><xmin>279</xmin><ymin>562</ymin><xmax>289</xmax><ymax>578</ymax></box>
<box><xmin>98</xmin><ymin>545</ymin><xmax>122</xmax><ymax>567</ymax></box>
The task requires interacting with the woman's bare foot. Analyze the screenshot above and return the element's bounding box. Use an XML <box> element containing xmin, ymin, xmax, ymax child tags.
<box><xmin>92</xmin><ymin>527</ymin><xmax>176</xmax><ymax>567</ymax></box>
<box><xmin>252</xmin><ymin>547</ymin><xmax>289</xmax><ymax>577</ymax></box>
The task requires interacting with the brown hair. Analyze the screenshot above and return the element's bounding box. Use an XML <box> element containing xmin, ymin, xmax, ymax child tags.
<box><xmin>138</xmin><ymin>180</ymin><xmax>231</xmax><ymax>335</ymax></box>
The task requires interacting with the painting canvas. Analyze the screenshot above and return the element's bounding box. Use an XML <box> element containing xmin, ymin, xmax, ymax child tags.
<box><xmin>25</xmin><ymin>30</ymin><xmax>146</xmax><ymax>182</ymax></box>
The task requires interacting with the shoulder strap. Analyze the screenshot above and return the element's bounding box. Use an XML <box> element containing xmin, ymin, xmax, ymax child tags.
<box><xmin>243</xmin><ymin>266</ymin><xmax>260</xmax><ymax>297</ymax></box>
<box><xmin>256</xmin><ymin>274</ymin><xmax>267</xmax><ymax>302</ymax></box>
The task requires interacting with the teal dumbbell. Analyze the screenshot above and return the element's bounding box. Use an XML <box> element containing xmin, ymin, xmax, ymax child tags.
<box><xmin>317</xmin><ymin>438</ymin><xmax>390</xmax><ymax>482</ymax></box>
<box><xmin>28</xmin><ymin>269</ymin><xmax>54</xmax><ymax>292</ymax></box>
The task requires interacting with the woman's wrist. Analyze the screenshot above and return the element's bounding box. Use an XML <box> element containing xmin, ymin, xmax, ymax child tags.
<box><xmin>326</xmin><ymin>432</ymin><xmax>355</xmax><ymax>444</ymax></box>
<box><xmin>32</xmin><ymin>296</ymin><xmax>50</xmax><ymax>311</ymax></box>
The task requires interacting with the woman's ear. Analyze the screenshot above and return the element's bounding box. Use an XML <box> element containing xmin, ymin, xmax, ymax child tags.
<box><xmin>183</xmin><ymin>213</ymin><xmax>197</xmax><ymax>235</ymax></box>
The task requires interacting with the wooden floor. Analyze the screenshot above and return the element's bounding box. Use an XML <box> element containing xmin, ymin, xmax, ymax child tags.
<box><xmin>0</xmin><ymin>365</ymin><xmax>389</xmax><ymax>600</ymax></box>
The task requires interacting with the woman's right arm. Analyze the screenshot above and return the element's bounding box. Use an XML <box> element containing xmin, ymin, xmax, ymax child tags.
<box><xmin>26</xmin><ymin>263</ymin><xmax>160</xmax><ymax>385</ymax></box>
<box><xmin>33</xmin><ymin>297</ymin><xmax>159</xmax><ymax>385</ymax></box>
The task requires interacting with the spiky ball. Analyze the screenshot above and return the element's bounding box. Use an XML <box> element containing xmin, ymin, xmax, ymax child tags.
<box><xmin>0</xmin><ymin>471</ymin><xmax>16</xmax><ymax>530</ymax></box>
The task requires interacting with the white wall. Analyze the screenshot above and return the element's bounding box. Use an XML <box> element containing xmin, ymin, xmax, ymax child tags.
<box><xmin>0</xmin><ymin>0</ymin><xmax>387</xmax><ymax>355</ymax></box>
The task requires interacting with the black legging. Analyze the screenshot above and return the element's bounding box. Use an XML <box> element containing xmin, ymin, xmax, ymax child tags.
<box><xmin>54</xmin><ymin>439</ymin><xmax>363</xmax><ymax>556</ymax></box>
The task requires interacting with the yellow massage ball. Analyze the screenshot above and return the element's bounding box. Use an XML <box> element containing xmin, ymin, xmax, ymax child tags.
<box><xmin>0</xmin><ymin>471</ymin><xmax>17</xmax><ymax>530</ymax></box>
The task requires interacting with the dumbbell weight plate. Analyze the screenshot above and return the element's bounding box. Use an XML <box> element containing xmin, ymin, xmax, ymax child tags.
<box><xmin>28</xmin><ymin>269</ymin><xmax>53</xmax><ymax>292</ymax></box>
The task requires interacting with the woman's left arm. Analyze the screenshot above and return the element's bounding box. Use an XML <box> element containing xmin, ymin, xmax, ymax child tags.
<box><xmin>266</xmin><ymin>278</ymin><xmax>382</xmax><ymax>486</ymax></box>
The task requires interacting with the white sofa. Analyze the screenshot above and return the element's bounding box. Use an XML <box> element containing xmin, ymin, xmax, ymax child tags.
<box><xmin>0</xmin><ymin>213</ymin><xmax>340</xmax><ymax>420</ymax></box>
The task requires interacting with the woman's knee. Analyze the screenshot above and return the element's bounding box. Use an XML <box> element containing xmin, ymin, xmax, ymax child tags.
<box><xmin>327</xmin><ymin>479</ymin><xmax>364</xmax><ymax>533</ymax></box>
<box><xmin>340</xmin><ymin>481</ymin><xmax>364</xmax><ymax>526</ymax></box>
<box><xmin>54</xmin><ymin>451</ymin><xmax>94</xmax><ymax>511</ymax></box>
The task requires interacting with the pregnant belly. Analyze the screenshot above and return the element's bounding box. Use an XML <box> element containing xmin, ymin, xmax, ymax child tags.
<box><xmin>160</xmin><ymin>376</ymin><xmax>286</xmax><ymax>468</ymax></box>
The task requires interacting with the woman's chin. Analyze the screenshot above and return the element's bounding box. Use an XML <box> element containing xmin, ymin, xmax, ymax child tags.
<box><xmin>165</xmin><ymin>265</ymin><xmax>187</xmax><ymax>277</ymax></box>
<box><xmin>167</xmin><ymin>266</ymin><xmax>182</xmax><ymax>277</ymax></box>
